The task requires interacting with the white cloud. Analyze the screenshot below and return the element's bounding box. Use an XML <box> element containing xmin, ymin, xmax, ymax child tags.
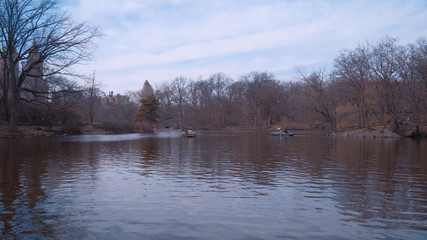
<box><xmin>65</xmin><ymin>0</ymin><xmax>427</xmax><ymax>93</ymax></box>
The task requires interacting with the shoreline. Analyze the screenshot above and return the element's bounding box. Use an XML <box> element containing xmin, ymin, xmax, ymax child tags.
<box><xmin>0</xmin><ymin>125</ymin><xmax>424</xmax><ymax>139</ymax></box>
<box><xmin>0</xmin><ymin>125</ymin><xmax>118</xmax><ymax>138</ymax></box>
<box><xmin>332</xmin><ymin>128</ymin><xmax>401</xmax><ymax>138</ymax></box>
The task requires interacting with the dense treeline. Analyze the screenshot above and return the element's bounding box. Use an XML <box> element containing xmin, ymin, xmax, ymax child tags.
<box><xmin>152</xmin><ymin>36</ymin><xmax>427</xmax><ymax>135</ymax></box>
<box><xmin>1</xmin><ymin>36</ymin><xmax>426</xmax><ymax>136</ymax></box>
<box><xmin>0</xmin><ymin>2</ymin><xmax>425</xmax><ymax>136</ymax></box>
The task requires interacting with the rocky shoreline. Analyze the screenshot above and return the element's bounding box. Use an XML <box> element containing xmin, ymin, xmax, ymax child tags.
<box><xmin>333</xmin><ymin>128</ymin><xmax>401</xmax><ymax>138</ymax></box>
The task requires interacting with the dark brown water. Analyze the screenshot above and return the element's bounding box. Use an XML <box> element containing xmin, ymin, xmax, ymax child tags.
<box><xmin>0</xmin><ymin>130</ymin><xmax>426</xmax><ymax>239</ymax></box>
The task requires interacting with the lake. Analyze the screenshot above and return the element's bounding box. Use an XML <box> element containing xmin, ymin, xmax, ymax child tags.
<box><xmin>0</xmin><ymin>130</ymin><xmax>426</xmax><ymax>239</ymax></box>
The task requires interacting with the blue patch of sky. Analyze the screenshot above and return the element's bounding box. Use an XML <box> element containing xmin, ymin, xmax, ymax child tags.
<box><xmin>61</xmin><ymin>0</ymin><xmax>79</xmax><ymax>8</ymax></box>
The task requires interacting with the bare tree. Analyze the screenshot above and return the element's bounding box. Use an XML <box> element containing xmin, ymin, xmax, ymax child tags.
<box><xmin>209</xmin><ymin>72</ymin><xmax>232</xmax><ymax>128</ymax></box>
<box><xmin>85</xmin><ymin>70</ymin><xmax>103</xmax><ymax>125</ymax></box>
<box><xmin>45</xmin><ymin>76</ymin><xmax>84</xmax><ymax>130</ymax></box>
<box><xmin>367</xmin><ymin>37</ymin><xmax>405</xmax><ymax>131</ymax></box>
<box><xmin>401</xmin><ymin>38</ymin><xmax>427</xmax><ymax>133</ymax></box>
<box><xmin>241</xmin><ymin>71</ymin><xmax>274</xmax><ymax>128</ymax></box>
<box><xmin>334</xmin><ymin>45</ymin><xmax>372</xmax><ymax>129</ymax></box>
<box><xmin>197</xmin><ymin>79</ymin><xmax>215</xmax><ymax>128</ymax></box>
<box><xmin>186</xmin><ymin>81</ymin><xmax>202</xmax><ymax>127</ymax></box>
<box><xmin>0</xmin><ymin>0</ymin><xmax>100</xmax><ymax>134</ymax></box>
<box><xmin>170</xmin><ymin>76</ymin><xmax>188</xmax><ymax>128</ymax></box>
<box><xmin>155</xmin><ymin>82</ymin><xmax>174</xmax><ymax>125</ymax></box>
<box><xmin>298</xmin><ymin>68</ymin><xmax>338</xmax><ymax>132</ymax></box>
<box><xmin>259</xmin><ymin>79</ymin><xmax>286</xmax><ymax>126</ymax></box>
<box><xmin>0</xmin><ymin>49</ymin><xmax>11</xmax><ymax>121</ymax></box>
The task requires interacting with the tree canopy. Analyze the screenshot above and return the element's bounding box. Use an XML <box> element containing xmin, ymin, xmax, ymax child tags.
<box><xmin>0</xmin><ymin>0</ymin><xmax>100</xmax><ymax>134</ymax></box>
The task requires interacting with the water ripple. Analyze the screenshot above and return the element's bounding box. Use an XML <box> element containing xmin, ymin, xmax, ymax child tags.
<box><xmin>0</xmin><ymin>131</ymin><xmax>426</xmax><ymax>239</ymax></box>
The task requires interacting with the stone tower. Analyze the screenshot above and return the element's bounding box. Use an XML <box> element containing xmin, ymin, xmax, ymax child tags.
<box><xmin>141</xmin><ymin>80</ymin><xmax>154</xmax><ymax>99</ymax></box>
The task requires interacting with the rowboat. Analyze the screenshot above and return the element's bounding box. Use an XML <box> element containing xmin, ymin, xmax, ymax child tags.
<box><xmin>182</xmin><ymin>130</ymin><xmax>196</xmax><ymax>137</ymax></box>
<box><xmin>271</xmin><ymin>132</ymin><xmax>294</xmax><ymax>136</ymax></box>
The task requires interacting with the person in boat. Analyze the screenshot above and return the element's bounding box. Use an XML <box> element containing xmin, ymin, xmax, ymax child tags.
<box><xmin>187</xmin><ymin>130</ymin><xmax>193</xmax><ymax>134</ymax></box>
<box><xmin>284</xmin><ymin>129</ymin><xmax>288</xmax><ymax>134</ymax></box>
<box><xmin>279</xmin><ymin>128</ymin><xmax>283</xmax><ymax>134</ymax></box>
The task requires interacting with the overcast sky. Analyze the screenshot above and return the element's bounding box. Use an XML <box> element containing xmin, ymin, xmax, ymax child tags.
<box><xmin>63</xmin><ymin>0</ymin><xmax>427</xmax><ymax>94</ymax></box>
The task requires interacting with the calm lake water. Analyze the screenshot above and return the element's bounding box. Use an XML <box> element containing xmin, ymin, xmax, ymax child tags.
<box><xmin>0</xmin><ymin>130</ymin><xmax>426</xmax><ymax>239</ymax></box>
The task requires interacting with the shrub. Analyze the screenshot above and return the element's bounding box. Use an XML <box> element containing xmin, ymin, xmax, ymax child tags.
<box><xmin>101</xmin><ymin>119</ymin><xmax>136</xmax><ymax>133</ymax></box>
<box><xmin>141</xmin><ymin>121</ymin><xmax>153</xmax><ymax>133</ymax></box>
<box><xmin>63</xmin><ymin>120</ymin><xmax>82</xmax><ymax>135</ymax></box>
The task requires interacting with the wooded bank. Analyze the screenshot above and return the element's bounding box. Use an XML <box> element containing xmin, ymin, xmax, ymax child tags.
<box><xmin>2</xmin><ymin>35</ymin><xmax>426</xmax><ymax>137</ymax></box>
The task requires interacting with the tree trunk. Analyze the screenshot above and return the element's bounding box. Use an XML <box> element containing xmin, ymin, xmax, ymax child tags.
<box><xmin>1</xmin><ymin>65</ymin><xmax>10</xmax><ymax>121</ymax></box>
<box><xmin>1</xmin><ymin>94</ymin><xmax>10</xmax><ymax>122</ymax></box>
<box><xmin>8</xmin><ymin>57</ymin><xmax>19</xmax><ymax>135</ymax></box>
<box><xmin>89</xmin><ymin>98</ymin><xmax>94</xmax><ymax>125</ymax></box>
<box><xmin>256</xmin><ymin>103</ymin><xmax>260</xmax><ymax>129</ymax></box>
<box><xmin>364</xmin><ymin>105</ymin><xmax>370</xmax><ymax>129</ymax></box>
<box><xmin>179</xmin><ymin>106</ymin><xmax>183</xmax><ymax>129</ymax></box>
<box><xmin>9</xmin><ymin>94</ymin><xmax>20</xmax><ymax>135</ymax></box>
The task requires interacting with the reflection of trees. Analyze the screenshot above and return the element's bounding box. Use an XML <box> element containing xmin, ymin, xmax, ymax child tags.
<box><xmin>0</xmin><ymin>138</ymin><xmax>104</xmax><ymax>238</ymax></box>
<box><xmin>0</xmin><ymin>139</ymin><xmax>20</xmax><ymax>236</ymax></box>
<box><xmin>138</xmin><ymin>137</ymin><xmax>160</xmax><ymax>170</ymax></box>
<box><xmin>292</xmin><ymin>136</ymin><xmax>427</xmax><ymax>233</ymax></box>
<box><xmin>133</xmin><ymin>131</ymin><xmax>427</xmax><ymax>233</ymax></box>
<box><xmin>141</xmin><ymin>131</ymin><xmax>290</xmax><ymax>186</ymax></box>
<box><xmin>1</xmin><ymin>132</ymin><xmax>426</xmax><ymax>238</ymax></box>
<box><xmin>0</xmin><ymin>138</ymin><xmax>51</xmax><ymax>237</ymax></box>
<box><xmin>229</xmin><ymin>131</ymin><xmax>286</xmax><ymax>186</ymax></box>
<box><xmin>145</xmin><ymin>131</ymin><xmax>427</xmax><ymax>233</ymax></box>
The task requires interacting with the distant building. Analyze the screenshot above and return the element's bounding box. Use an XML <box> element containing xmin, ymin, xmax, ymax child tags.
<box><xmin>22</xmin><ymin>41</ymin><xmax>48</xmax><ymax>101</ymax></box>
<box><xmin>0</xmin><ymin>41</ymin><xmax>48</xmax><ymax>101</ymax></box>
<box><xmin>51</xmin><ymin>76</ymin><xmax>83</xmax><ymax>105</ymax></box>
<box><xmin>141</xmin><ymin>80</ymin><xmax>154</xmax><ymax>99</ymax></box>
<box><xmin>102</xmin><ymin>91</ymin><xmax>130</xmax><ymax>106</ymax></box>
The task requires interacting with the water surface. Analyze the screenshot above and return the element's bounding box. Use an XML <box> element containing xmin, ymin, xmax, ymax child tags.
<box><xmin>1</xmin><ymin>130</ymin><xmax>426</xmax><ymax>239</ymax></box>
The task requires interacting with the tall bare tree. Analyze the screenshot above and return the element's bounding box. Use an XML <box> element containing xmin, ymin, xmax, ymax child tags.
<box><xmin>334</xmin><ymin>45</ymin><xmax>372</xmax><ymax>129</ymax></box>
<box><xmin>401</xmin><ymin>38</ymin><xmax>427</xmax><ymax>132</ymax></box>
<box><xmin>209</xmin><ymin>72</ymin><xmax>232</xmax><ymax>127</ymax></box>
<box><xmin>0</xmin><ymin>0</ymin><xmax>100</xmax><ymax>134</ymax></box>
<box><xmin>170</xmin><ymin>76</ymin><xmax>188</xmax><ymax>128</ymax></box>
<box><xmin>85</xmin><ymin>70</ymin><xmax>102</xmax><ymax>125</ymax></box>
<box><xmin>0</xmin><ymin>51</ymin><xmax>11</xmax><ymax>121</ymax></box>
<box><xmin>260</xmin><ymin>79</ymin><xmax>286</xmax><ymax>126</ymax></box>
<box><xmin>241</xmin><ymin>71</ymin><xmax>274</xmax><ymax>128</ymax></box>
<box><xmin>298</xmin><ymin>68</ymin><xmax>338</xmax><ymax>132</ymax></box>
<box><xmin>367</xmin><ymin>37</ymin><xmax>405</xmax><ymax>130</ymax></box>
<box><xmin>155</xmin><ymin>82</ymin><xmax>174</xmax><ymax>124</ymax></box>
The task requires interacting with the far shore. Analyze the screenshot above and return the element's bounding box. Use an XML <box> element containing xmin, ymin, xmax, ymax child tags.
<box><xmin>0</xmin><ymin>125</ymin><xmax>117</xmax><ymax>138</ymax></box>
<box><xmin>0</xmin><ymin>125</ymin><xmax>425</xmax><ymax>138</ymax></box>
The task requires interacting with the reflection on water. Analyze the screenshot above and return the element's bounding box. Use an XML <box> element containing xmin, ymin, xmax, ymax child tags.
<box><xmin>1</xmin><ymin>130</ymin><xmax>426</xmax><ymax>239</ymax></box>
